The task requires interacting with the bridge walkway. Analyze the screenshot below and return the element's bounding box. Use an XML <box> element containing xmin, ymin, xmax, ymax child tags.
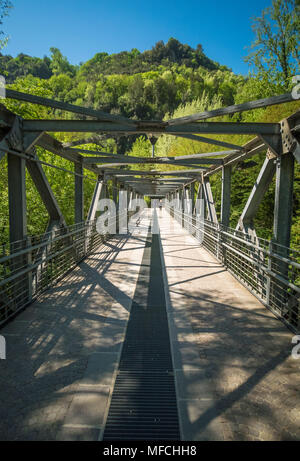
<box><xmin>0</xmin><ymin>209</ymin><xmax>299</xmax><ymax>440</ymax></box>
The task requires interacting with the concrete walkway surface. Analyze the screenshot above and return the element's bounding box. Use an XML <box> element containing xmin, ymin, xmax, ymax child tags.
<box><xmin>0</xmin><ymin>208</ymin><xmax>299</xmax><ymax>441</ymax></box>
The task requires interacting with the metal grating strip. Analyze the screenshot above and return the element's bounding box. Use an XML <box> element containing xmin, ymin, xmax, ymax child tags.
<box><xmin>103</xmin><ymin>222</ymin><xmax>180</xmax><ymax>440</ymax></box>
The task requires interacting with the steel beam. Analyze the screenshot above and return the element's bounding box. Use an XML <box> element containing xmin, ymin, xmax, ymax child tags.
<box><xmin>236</xmin><ymin>158</ymin><xmax>276</xmax><ymax>234</ymax></box>
<box><xmin>23</xmin><ymin>120</ymin><xmax>280</xmax><ymax>136</ymax></box>
<box><xmin>23</xmin><ymin>131</ymin><xmax>44</xmax><ymax>153</ymax></box>
<box><xmin>36</xmin><ymin>133</ymin><xmax>99</xmax><ymax>175</ymax></box>
<box><xmin>26</xmin><ymin>158</ymin><xmax>67</xmax><ymax>226</ymax></box>
<box><xmin>77</xmin><ymin>148</ymin><xmax>234</xmax><ymax>161</ymax></box>
<box><xmin>167</xmin><ymin>93</ymin><xmax>294</xmax><ymax>125</ymax></box>
<box><xmin>168</xmin><ymin>133</ymin><xmax>244</xmax><ymax>151</ymax></box>
<box><xmin>221</xmin><ymin>165</ymin><xmax>231</xmax><ymax>227</ymax></box>
<box><xmin>7</xmin><ymin>153</ymin><xmax>27</xmax><ymax>243</ymax></box>
<box><xmin>259</xmin><ymin>134</ymin><xmax>282</xmax><ymax>157</ymax></box>
<box><xmin>75</xmin><ymin>162</ymin><xmax>84</xmax><ymax>224</ymax></box>
<box><xmin>98</xmin><ymin>168</ymin><xmax>205</xmax><ymax>176</ymax></box>
<box><xmin>82</xmin><ymin>156</ymin><xmax>222</xmax><ymax>165</ymax></box>
<box><xmin>193</xmin><ymin>181</ymin><xmax>202</xmax><ymax>215</ymax></box>
<box><xmin>273</xmin><ymin>153</ymin><xmax>295</xmax><ymax>249</ymax></box>
<box><xmin>86</xmin><ymin>177</ymin><xmax>104</xmax><ymax>222</ymax></box>
<box><xmin>203</xmin><ymin>178</ymin><xmax>218</xmax><ymax>224</ymax></box>
<box><xmin>6</xmin><ymin>88</ymin><xmax>135</xmax><ymax>125</ymax></box>
<box><xmin>112</xmin><ymin>177</ymin><xmax>118</xmax><ymax>206</ymax></box>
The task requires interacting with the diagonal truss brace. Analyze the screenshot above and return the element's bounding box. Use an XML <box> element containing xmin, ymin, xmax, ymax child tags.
<box><xmin>26</xmin><ymin>154</ymin><xmax>67</xmax><ymax>227</ymax></box>
<box><xmin>203</xmin><ymin>178</ymin><xmax>218</xmax><ymax>224</ymax></box>
<box><xmin>236</xmin><ymin>157</ymin><xmax>276</xmax><ymax>237</ymax></box>
<box><xmin>86</xmin><ymin>176</ymin><xmax>105</xmax><ymax>222</ymax></box>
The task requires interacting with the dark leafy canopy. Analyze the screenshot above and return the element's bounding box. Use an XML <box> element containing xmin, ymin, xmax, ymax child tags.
<box><xmin>0</xmin><ymin>53</ymin><xmax>52</xmax><ymax>81</ymax></box>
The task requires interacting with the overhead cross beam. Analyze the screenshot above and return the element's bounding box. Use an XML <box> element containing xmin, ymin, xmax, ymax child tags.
<box><xmin>99</xmin><ymin>168</ymin><xmax>204</xmax><ymax>176</ymax></box>
<box><xmin>22</xmin><ymin>119</ymin><xmax>280</xmax><ymax>136</ymax></box>
<box><xmin>5</xmin><ymin>89</ymin><xmax>135</xmax><ymax>125</ymax></box>
<box><xmin>204</xmin><ymin>110</ymin><xmax>300</xmax><ymax>177</ymax></box>
<box><xmin>81</xmin><ymin>155</ymin><xmax>223</xmax><ymax>165</ymax></box>
<box><xmin>167</xmin><ymin>93</ymin><xmax>295</xmax><ymax>126</ymax></box>
<box><xmin>151</xmin><ymin>133</ymin><xmax>244</xmax><ymax>151</ymax></box>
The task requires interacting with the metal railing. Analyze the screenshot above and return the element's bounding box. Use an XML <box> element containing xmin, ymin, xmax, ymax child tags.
<box><xmin>0</xmin><ymin>210</ymin><xmax>130</xmax><ymax>326</ymax></box>
<box><xmin>165</xmin><ymin>204</ymin><xmax>300</xmax><ymax>332</ymax></box>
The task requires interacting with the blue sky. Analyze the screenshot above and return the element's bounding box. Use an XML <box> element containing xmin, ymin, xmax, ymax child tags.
<box><xmin>3</xmin><ymin>0</ymin><xmax>272</xmax><ymax>75</ymax></box>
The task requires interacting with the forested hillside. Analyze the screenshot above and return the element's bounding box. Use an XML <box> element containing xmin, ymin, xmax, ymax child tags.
<box><xmin>0</xmin><ymin>16</ymin><xmax>299</xmax><ymax>249</ymax></box>
<box><xmin>0</xmin><ymin>38</ymin><xmax>225</xmax><ymax>82</ymax></box>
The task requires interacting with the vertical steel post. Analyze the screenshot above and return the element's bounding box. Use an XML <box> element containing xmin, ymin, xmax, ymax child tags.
<box><xmin>7</xmin><ymin>154</ymin><xmax>27</xmax><ymax>244</ymax></box>
<box><xmin>7</xmin><ymin>153</ymin><xmax>31</xmax><ymax>306</ymax></box>
<box><xmin>273</xmin><ymin>153</ymin><xmax>294</xmax><ymax>250</ymax></box>
<box><xmin>75</xmin><ymin>162</ymin><xmax>84</xmax><ymax>224</ymax></box>
<box><xmin>221</xmin><ymin>165</ymin><xmax>231</xmax><ymax>228</ymax></box>
<box><xmin>272</xmin><ymin>152</ymin><xmax>295</xmax><ymax>317</ymax></box>
<box><xmin>190</xmin><ymin>183</ymin><xmax>195</xmax><ymax>216</ymax></box>
<box><xmin>112</xmin><ymin>177</ymin><xmax>118</xmax><ymax>206</ymax></box>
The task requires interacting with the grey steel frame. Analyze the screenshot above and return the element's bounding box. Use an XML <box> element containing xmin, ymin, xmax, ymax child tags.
<box><xmin>0</xmin><ymin>89</ymin><xmax>299</xmax><ymax>331</ymax></box>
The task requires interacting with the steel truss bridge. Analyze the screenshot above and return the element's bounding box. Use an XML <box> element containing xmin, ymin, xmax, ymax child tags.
<box><xmin>0</xmin><ymin>89</ymin><xmax>299</xmax><ymax>441</ymax></box>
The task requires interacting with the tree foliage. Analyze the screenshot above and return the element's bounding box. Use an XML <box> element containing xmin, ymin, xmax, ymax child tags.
<box><xmin>245</xmin><ymin>0</ymin><xmax>300</xmax><ymax>92</ymax></box>
<box><xmin>0</xmin><ymin>23</ymin><xmax>299</xmax><ymax>250</ymax></box>
<box><xmin>49</xmin><ymin>47</ymin><xmax>76</xmax><ymax>77</ymax></box>
<box><xmin>0</xmin><ymin>0</ymin><xmax>12</xmax><ymax>49</ymax></box>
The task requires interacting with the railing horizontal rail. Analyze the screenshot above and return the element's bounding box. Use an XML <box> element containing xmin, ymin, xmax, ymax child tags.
<box><xmin>0</xmin><ymin>210</ymin><xmax>131</xmax><ymax>326</ymax></box>
<box><xmin>166</xmin><ymin>204</ymin><xmax>300</xmax><ymax>332</ymax></box>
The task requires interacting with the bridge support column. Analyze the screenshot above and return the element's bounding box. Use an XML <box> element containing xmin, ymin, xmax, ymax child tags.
<box><xmin>273</xmin><ymin>152</ymin><xmax>294</xmax><ymax>250</ymax></box>
<box><xmin>128</xmin><ymin>188</ymin><xmax>133</xmax><ymax>209</ymax></box>
<box><xmin>221</xmin><ymin>165</ymin><xmax>231</xmax><ymax>227</ymax></box>
<box><xmin>119</xmin><ymin>185</ymin><xmax>128</xmax><ymax>234</ymax></box>
<box><xmin>75</xmin><ymin>162</ymin><xmax>84</xmax><ymax>224</ymax></box>
<box><xmin>190</xmin><ymin>183</ymin><xmax>195</xmax><ymax>215</ymax></box>
<box><xmin>269</xmin><ymin>152</ymin><xmax>295</xmax><ymax>320</ymax></box>
<box><xmin>177</xmin><ymin>189</ymin><xmax>181</xmax><ymax>214</ymax></box>
<box><xmin>8</xmin><ymin>153</ymin><xmax>27</xmax><ymax>244</ymax></box>
<box><xmin>112</xmin><ymin>178</ymin><xmax>118</xmax><ymax>206</ymax></box>
<box><xmin>7</xmin><ymin>153</ymin><xmax>32</xmax><ymax>306</ymax></box>
<box><xmin>193</xmin><ymin>181</ymin><xmax>202</xmax><ymax>216</ymax></box>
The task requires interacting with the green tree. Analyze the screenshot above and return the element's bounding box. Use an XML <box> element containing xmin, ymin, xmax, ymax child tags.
<box><xmin>49</xmin><ymin>47</ymin><xmax>75</xmax><ymax>76</ymax></box>
<box><xmin>0</xmin><ymin>0</ymin><xmax>12</xmax><ymax>49</ymax></box>
<box><xmin>245</xmin><ymin>0</ymin><xmax>300</xmax><ymax>92</ymax></box>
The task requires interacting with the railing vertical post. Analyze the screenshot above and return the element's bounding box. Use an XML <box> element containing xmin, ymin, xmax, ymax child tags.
<box><xmin>216</xmin><ymin>224</ymin><xmax>222</xmax><ymax>262</ymax></box>
<box><xmin>26</xmin><ymin>236</ymin><xmax>33</xmax><ymax>302</ymax></box>
<box><xmin>181</xmin><ymin>187</ymin><xmax>185</xmax><ymax>227</ymax></box>
<box><xmin>266</xmin><ymin>240</ymin><xmax>273</xmax><ymax>306</ymax></box>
